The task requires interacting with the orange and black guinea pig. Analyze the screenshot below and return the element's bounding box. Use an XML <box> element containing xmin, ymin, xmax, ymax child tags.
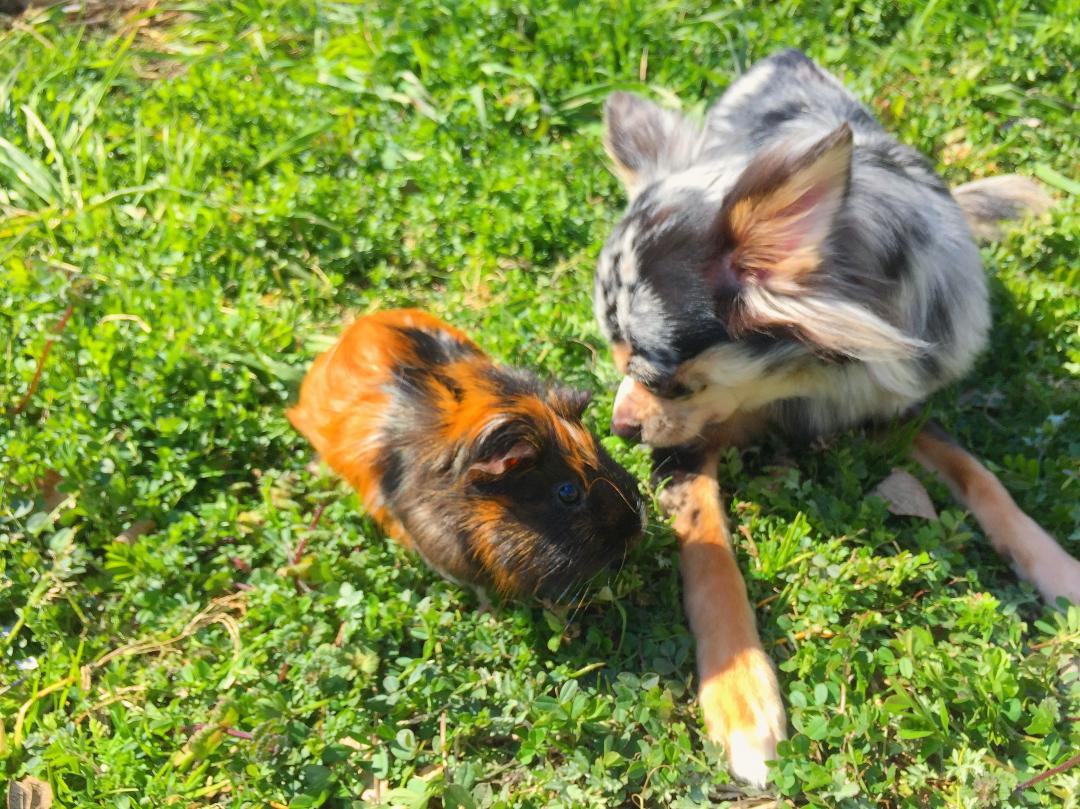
<box><xmin>288</xmin><ymin>309</ymin><xmax>646</xmax><ymax>599</ymax></box>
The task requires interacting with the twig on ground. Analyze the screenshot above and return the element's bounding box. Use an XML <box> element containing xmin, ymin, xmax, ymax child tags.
<box><xmin>74</xmin><ymin>685</ymin><xmax>148</xmax><ymax>725</ymax></box>
<box><xmin>13</xmin><ymin>592</ymin><xmax>247</xmax><ymax>746</ymax></box>
<box><xmin>1028</xmin><ymin>630</ymin><xmax>1080</xmax><ymax>650</ymax></box>
<box><xmin>1014</xmin><ymin>751</ymin><xmax>1080</xmax><ymax>792</ymax></box>
<box><xmin>290</xmin><ymin>502</ymin><xmax>327</xmax><ymax>565</ymax></box>
<box><xmin>185</xmin><ymin>723</ymin><xmax>254</xmax><ymax>741</ymax></box>
<box><xmin>8</xmin><ymin>304</ymin><xmax>74</xmax><ymax>418</ymax></box>
<box><xmin>775</xmin><ymin>627</ymin><xmax>836</xmax><ymax>646</ymax></box>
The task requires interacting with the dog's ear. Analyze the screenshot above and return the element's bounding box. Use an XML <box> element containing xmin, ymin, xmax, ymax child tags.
<box><xmin>709</xmin><ymin>124</ymin><xmax>928</xmax><ymax>362</ymax></box>
<box><xmin>604</xmin><ymin>92</ymin><xmax>701</xmax><ymax>200</ymax></box>
<box><xmin>712</xmin><ymin>123</ymin><xmax>853</xmax><ymax>294</ymax></box>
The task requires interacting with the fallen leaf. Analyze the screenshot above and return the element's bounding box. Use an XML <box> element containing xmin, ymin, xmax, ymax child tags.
<box><xmin>7</xmin><ymin>776</ymin><xmax>53</xmax><ymax>809</ymax></box>
<box><xmin>115</xmin><ymin>519</ymin><xmax>156</xmax><ymax>544</ymax></box>
<box><xmin>36</xmin><ymin>471</ymin><xmax>66</xmax><ymax>511</ymax></box>
<box><xmin>873</xmin><ymin>469</ymin><xmax>939</xmax><ymax>521</ymax></box>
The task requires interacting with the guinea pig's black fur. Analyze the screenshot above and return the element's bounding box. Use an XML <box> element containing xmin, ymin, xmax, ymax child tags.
<box><xmin>288</xmin><ymin>308</ymin><xmax>646</xmax><ymax>598</ymax></box>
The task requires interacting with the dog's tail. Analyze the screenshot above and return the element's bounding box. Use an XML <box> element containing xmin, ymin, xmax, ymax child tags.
<box><xmin>952</xmin><ymin>175</ymin><xmax>1054</xmax><ymax>242</ymax></box>
<box><xmin>911</xmin><ymin>422</ymin><xmax>1080</xmax><ymax>606</ymax></box>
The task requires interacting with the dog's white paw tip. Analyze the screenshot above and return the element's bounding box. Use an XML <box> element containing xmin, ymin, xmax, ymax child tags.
<box><xmin>699</xmin><ymin>649</ymin><xmax>787</xmax><ymax>788</ymax></box>
<box><xmin>725</xmin><ymin>727</ymin><xmax>780</xmax><ymax>789</ymax></box>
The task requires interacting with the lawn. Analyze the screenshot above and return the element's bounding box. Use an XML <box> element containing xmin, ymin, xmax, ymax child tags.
<box><xmin>1</xmin><ymin>1</ymin><xmax>1078</xmax><ymax>807</ymax></box>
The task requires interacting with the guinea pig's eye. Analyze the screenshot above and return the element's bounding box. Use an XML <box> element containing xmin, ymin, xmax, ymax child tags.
<box><xmin>555</xmin><ymin>481</ymin><xmax>582</xmax><ymax>506</ymax></box>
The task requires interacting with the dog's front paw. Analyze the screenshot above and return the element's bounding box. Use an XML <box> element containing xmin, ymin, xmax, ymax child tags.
<box><xmin>656</xmin><ymin>473</ymin><xmax>694</xmax><ymax>518</ymax></box>
<box><xmin>699</xmin><ymin>646</ymin><xmax>787</xmax><ymax>789</ymax></box>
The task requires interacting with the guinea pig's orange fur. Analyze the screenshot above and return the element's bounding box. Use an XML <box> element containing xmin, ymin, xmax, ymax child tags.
<box><xmin>286</xmin><ymin>310</ymin><xmax>453</xmax><ymax>546</ymax></box>
<box><xmin>288</xmin><ymin>309</ymin><xmax>642</xmax><ymax>596</ymax></box>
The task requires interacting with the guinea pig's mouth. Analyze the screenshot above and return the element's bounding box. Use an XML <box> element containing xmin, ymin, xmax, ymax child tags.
<box><xmin>604</xmin><ymin>497</ymin><xmax>647</xmax><ymax>562</ymax></box>
<box><xmin>548</xmin><ymin>511</ymin><xmax>647</xmax><ymax>598</ymax></box>
<box><xmin>533</xmin><ymin>558</ymin><xmax>618</xmax><ymax>603</ymax></box>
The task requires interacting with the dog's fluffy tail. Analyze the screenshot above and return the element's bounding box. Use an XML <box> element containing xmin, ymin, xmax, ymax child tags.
<box><xmin>952</xmin><ymin>175</ymin><xmax>1054</xmax><ymax>242</ymax></box>
<box><xmin>912</xmin><ymin>423</ymin><xmax>1080</xmax><ymax>606</ymax></box>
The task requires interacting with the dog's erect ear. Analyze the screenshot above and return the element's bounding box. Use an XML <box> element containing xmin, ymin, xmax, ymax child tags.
<box><xmin>713</xmin><ymin>123</ymin><xmax>853</xmax><ymax>294</ymax></box>
<box><xmin>604</xmin><ymin>92</ymin><xmax>702</xmax><ymax>200</ymax></box>
<box><xmin>712</xmin><ymin>124</ymin><xmax>928</xmax><ymax>363</ymax></box>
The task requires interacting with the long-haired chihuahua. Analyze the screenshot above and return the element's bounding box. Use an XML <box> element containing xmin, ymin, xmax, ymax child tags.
<box><xmin>593</xmin><ymin>48</ymin><xmax>1079</xmax><ymax>786</ymax></box>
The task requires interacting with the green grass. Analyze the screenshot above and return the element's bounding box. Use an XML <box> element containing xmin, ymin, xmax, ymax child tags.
<box><xmin>1</xmin><ymin>1</ymin><xmax>1078</xmax><ymax>806</ymax></box>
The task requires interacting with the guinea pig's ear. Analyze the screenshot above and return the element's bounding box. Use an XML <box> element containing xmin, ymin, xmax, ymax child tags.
<box><xmin>468</xmin><ymin>440</ymin><xmax>537</xmax><ymax>479</ymax></box>
<box><xmin>553</xmin><ymin>387</ymin><xmax>592</xmax><ymax>420</ymax></box>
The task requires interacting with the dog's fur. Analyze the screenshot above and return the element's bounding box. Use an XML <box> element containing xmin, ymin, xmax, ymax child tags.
<box><xmin>593</xmin><ymin>49</ymin><xmax>1077</xmax><ymax>787</ymax></box>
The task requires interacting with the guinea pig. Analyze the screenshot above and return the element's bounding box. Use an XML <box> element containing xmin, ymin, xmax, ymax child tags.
<box><xmin>287</xmin><ymin>309</ymin><xmax>646</xmax><ymax>598</ymax></box>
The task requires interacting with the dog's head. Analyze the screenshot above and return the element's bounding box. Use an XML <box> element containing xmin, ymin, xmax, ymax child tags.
<box><xmin>594</xmin><ymin>93</ymin><xmax>924</xmax><ymax>447</ymax></box>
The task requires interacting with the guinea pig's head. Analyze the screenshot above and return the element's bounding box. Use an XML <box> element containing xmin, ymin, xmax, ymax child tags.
<box><xmin>456</xmin><ymin>386</ymin><xmax>646</xmax><ymax>599</ymax></box>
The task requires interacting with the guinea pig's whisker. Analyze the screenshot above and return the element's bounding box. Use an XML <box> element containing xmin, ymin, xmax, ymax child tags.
<box><xmin>564</xmin><ymin>580</ymin><xmax>588</xmax><ymax>613</ymax></box>
<box><xmin>568</xmin><ymin>579</ymin><xmax>588</xmax><ymax>608</ymax></box>
<box><xmin>587</xmin><ymin>475</ymin><xmax>639</xmax><ymax>513</ymax></box>
<box><xmin>566</xmin><ymin>593</ymin><xmax>592</xmax><ymax>631</ymax></box>
<box><xmin>544</xmin><ymin>560</ymin><xmax>577</xmax><ymax>605</ymax></box>
<box><xmin>553</xmin><ymin>578</ymin><xmax>575</xmax><ymax>606</ymax></box>
<box><xmin>611</xmin><ymin>542</ymin><xmax>630</xmax><ymax>585</ymax></box>
<box><xmin>563</xmin><ymin>585</ymin><xmax>587</xmax><ymax>628</ymax></box>
<box><xmin>564</xmin><ymin>568</ymin><xmax>603</xmax><ymax>630</ymax></box>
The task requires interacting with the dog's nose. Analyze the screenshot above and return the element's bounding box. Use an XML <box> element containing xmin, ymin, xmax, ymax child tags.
<box><xmin>611</xmin><ymin>417</ymin><xmax>642</xmax><ymax>441</ymax></box>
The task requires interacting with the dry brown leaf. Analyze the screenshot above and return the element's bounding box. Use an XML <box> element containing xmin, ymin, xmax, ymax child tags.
<box><xmin>36</xmin><ymin>471</ymin><xmax>66</xmax><ymax>511</ymax></box>
<box><xmin>7</xmin><ymin>776</ymin><xmax>52</xmax><ymax>809</ymax></box>
<box><xmin>115</xmin><ymin>519</ymin><xmax>156</xmax><ymax>544</ymax></box>
<box><xmin>873</xmin><ymin>468</ymin><xmax>939</xmax><ymax>521</ymax></box>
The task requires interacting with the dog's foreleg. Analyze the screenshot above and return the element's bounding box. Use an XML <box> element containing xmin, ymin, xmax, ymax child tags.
<box><xmin>912</xmin><ymin>423</ymin><xmax>1080</xmax><ymax>605</ymax></box>
<box><xmin>656</xmin><ymin>449</ymin><xmax>786</xmax><ymax>788</ymax></box>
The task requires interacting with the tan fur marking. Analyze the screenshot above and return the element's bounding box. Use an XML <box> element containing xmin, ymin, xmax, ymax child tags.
<box><xmin>469</xmin><ymin>499</ymin><xmax>519</xmax><ymax>594</ymax></box>
<box><xmin>659</xmin><ymin>459</ymin><xmax>786</xmax><ymax>787</ymax></box>
<box><xmin>612</xmin><ymin>342</ymin><xmax>631</xmax><ymax>375</ymax></box>
<box><xmin>727</xmin><ymin>195</ymin><xmax>823</xmax><ymax>286</ymax></box>
<box><xmin>722</xmin><ymin>124</ymin><xmax>852</xmax><ymax>291</ymax></box>
<box><xmin>912</xmin><ymin>428</ymin><xmax>1080</xmax><ymax>605</ymax></box>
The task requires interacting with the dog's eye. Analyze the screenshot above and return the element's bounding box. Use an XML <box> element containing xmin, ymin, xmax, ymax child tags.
<box><xmin>665</xmin><ymin>382</ymin><xmax>695</xmax><ymax>400</ymax></box>
<box><xmin>555</xmin><ymin>481</ymin><xmax>582</xmax><ymax>506</ymax></box>
<box><xmin>641</xmin><ymin>378</ymin><xmax>698</xmax><ymax>400</ymax></box>
<box><xmin>639</xmin><ymin>377</ymin><xmax>667</xmax><ymax>396</ymax></box>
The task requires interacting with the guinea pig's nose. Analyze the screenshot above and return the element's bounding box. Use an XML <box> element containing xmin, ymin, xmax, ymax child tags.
<box><xmin>611</xmin><ymin>417</ymin><xmax>642</xmax><ymax>442</ymax></box>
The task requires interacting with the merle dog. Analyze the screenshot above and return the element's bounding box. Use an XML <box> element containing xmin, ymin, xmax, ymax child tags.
<box><xmin>593</xmin><ymin>49</ymin><xmax>1078</xmax><ymax>786</ymax></box>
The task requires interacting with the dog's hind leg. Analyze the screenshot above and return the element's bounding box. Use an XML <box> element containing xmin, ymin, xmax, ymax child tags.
<box><xmin>912</xmin><ymin>423</ymin><xmax>1080</xmax><ymax>605</ymax></box>
<box><xmin>654</xmin><ymin>446</ymin><xmax>786</xmax><ymax>788</ymax></box>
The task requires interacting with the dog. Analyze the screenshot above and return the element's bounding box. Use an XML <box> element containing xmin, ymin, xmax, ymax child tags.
<box><xmin>592</xmin><ymin>48</ymin><xmax>1080</xmax><ymax>787</ymax></box>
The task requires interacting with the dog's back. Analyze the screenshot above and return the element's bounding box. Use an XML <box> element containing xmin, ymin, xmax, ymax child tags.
<box><xmin>721</xmin><ymin>50</ymin><xmax>989</xmax><ymax>430</ymax></box>
<box><xmin>596</xmin><ymin>49</ymin><xmax>1052</xmax><ymax>439</ymax></box>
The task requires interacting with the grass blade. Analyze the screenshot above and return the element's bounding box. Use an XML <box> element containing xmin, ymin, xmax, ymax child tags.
<box><xmin>1034</xmin><ymin>163</ymin><xmax>1080</xmax><ymax>197</ymax></box>
<box><xmin>254</xmin><ymin>121</ymin><xmax>334</xmax><ymax>172</ymax></box>
<box><xmin>21</xmin><ymin>103</ymin><xmax>72</xmax><ymax>207</ymax></box>
<box><xmin>0</xmin><ymin>136</ymin><xmax>62</xmax><ymax>206</ymax></box>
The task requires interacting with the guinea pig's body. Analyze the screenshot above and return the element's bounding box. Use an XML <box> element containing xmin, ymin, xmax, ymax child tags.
<box><xmin>288</xmin><ymin>309</ymin><xmax>645</xmax><ymax>597</ymax></box>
